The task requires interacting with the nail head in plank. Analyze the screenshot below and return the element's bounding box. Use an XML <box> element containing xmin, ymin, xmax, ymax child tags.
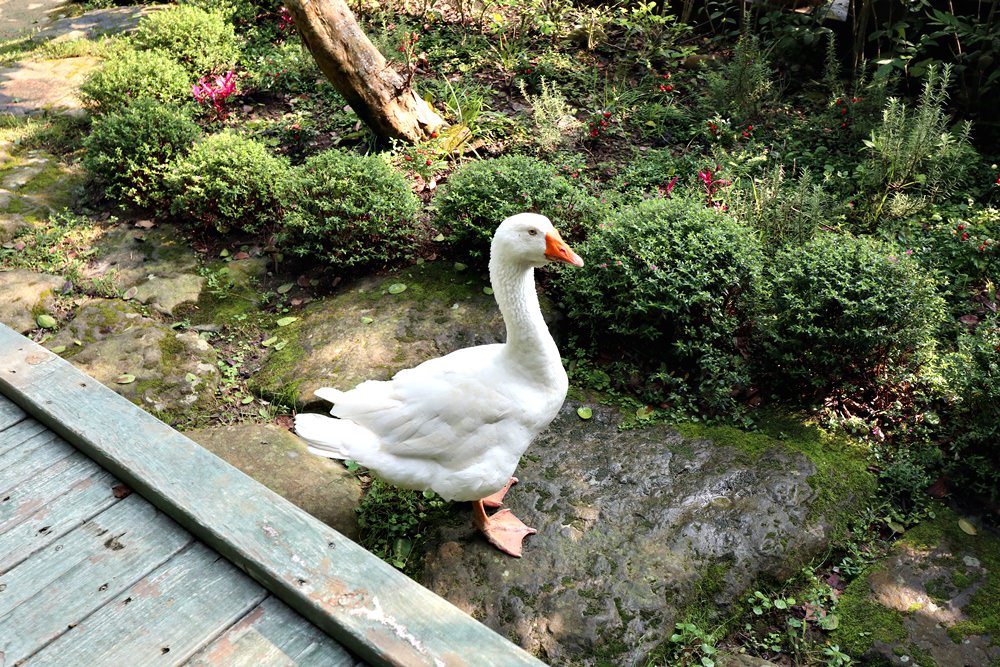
<box><xmin>0</xmin><ymin>495</ymin><xmax>193</xmax><ymax>662</ymax></box>
<box><xmin>0</xmin><ymin>466</ymin><xmax>119</xmax><ymax>574</ymax></box>
<box><xmin>186</xmin><ymin>595</ymin><xmax>364</xmax><ymax>667</ymax></box>
<box><xmin>27</xmin><ymin>542</ymin><xmax>269</xmax><ymax>667</ymax></box>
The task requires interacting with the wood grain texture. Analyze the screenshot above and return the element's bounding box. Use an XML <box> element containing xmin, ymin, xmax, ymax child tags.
<box><xmin>0</xmin><ymin>426</ymin><xmax>74</xmax><ymax>495</ymax></box>
<box><xmin>0</xmin><ymin>418</ymin><xmax>50</xmax><ymax>457</ymax></box>
<box><xmin>0</xmin><ymin>324</ymin><xmax>545</xmax><ymax>667</ymax></box>
<box><xmin>0</xmin><ymin>495</ymin><xmax>192</xmax><ymax>662</ymax></box>
<box><xmin>185</xmin><ymin>595</ymin><xmax>364</xmax><ymax>667</ymax></box>
<box><xmin>0</xmin><ymin>463</ymin><xmax>119</xmax><ymax>574</ymax></box>
<box><xmin>0</xmin><ymin>449</ymin><xmax>103</xmax><ymax>535</ymax></box>
<box><xmin>0</xmin><ymin>394</ymin><xmax>25</xmax><ymax>431</ymax></box>
<box><xmin>27</xmin><ymin>542</ymin><xmax>268</xmax><ymax>667</ymax></box>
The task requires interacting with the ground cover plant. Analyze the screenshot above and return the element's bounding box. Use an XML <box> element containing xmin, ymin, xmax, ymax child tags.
<box><xmin>9</xmin><ymin>0</ymin><xmax>1000</xmax><ymax>663</ymax></box>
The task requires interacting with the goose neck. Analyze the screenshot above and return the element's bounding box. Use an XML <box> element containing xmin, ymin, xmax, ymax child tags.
<box><xmin>489</xmin><ymin>258</ymin><xmax>554</xmax><ymax>355</ymax></box>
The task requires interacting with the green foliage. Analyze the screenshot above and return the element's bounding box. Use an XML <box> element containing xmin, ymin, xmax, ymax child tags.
<box><xmin>241</xmin><ymin>41</ymin><xmax>323</xmax><ymax>94</ymax></box>
<box><xmin>356</xmin><ymin>479</ymin><xmax>451</xmax><ymax>572</ymax></box>
<box><xmin>860</xmin><ymin>65</ymin><xmax>979</xmax><ymax>227</ymax></box>
<box><xmin>556</xmin><ymin>197</ymin><xmax>763</xmax><ymax>417</ymax></box>
<box><xmin>759</xmin><ymin>233</ymin><xmax>946</xmax><ymax>393</ymax></box>
<box><xmin>165</xmin><ymin>131</ymin><xmax>289</xmax><ymax>234</ymax></box>
<box><xmin>663</xmin><ymin>621</ymin><xmax>719</xmax><ymax>667</ymax></box>
<box><xmin>83</xmin><ymin>99</ymin><xmax>200</xmax><ymax>209</ymax></box>
<box><xmin>518</xmin><ymin>77</ymin><xmax>580</xmax><ymax>154</ymax></box>
<box><xmin>433</xmin><ymin>155</ymin><xmax>600</xmax><ymax>262</ymax></box>
<box><xmin>727</xmin><ymin>165</ymin><xmax>840</xmax><ymax>251</ymax></box>
<box><xmin>79</xmin><ymin>47</ymin><xmax>192</xmax><ymax>116</ymax></box>
<box><xmin>940</xmin><ymin>318</ymin><xmax>1000</xmax><ymax>502</ymax></box>
<box><xmin>278</xmin><ymin>149</ymin><xmax>421</xmax><ymax>272</ymax></box>
<box><xmin>704</xmin><ymin>33</ymin><xmax>776</xmax><ymax>120</ymax></box>
<box><xmin>132</xmin><ymin>5</ymin><xmax>239</xmax><ymax>76</ymax></box>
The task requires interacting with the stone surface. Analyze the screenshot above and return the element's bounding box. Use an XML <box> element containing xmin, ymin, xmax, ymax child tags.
<box><xmin>855</xmin><ymin>519</ymin><xmax>1000</xmax><ymax>667</ymax></box>
<box><xmin>86</xmin><ymin>223</ymin><xmax>204</xmax><ymax>315</ymax></box>
<box><xmin>0</xmin><ymin>57</ymin><xmax>98</xmax><ymax>117</ymax></box>
<box><xmin>31</xmin><ymin>5</ymin><xmax>164</xmax><ymax>43</ymax></box>
<box><xmin>49</xmin><ymin>299</ymin><xmax>220</xmax><ymax>416</ymax></box>
<box><xmin>186</xmin><ymin>422</ymin><xmax>362</xmax><ymax>540</ymax></box>
<box><xmin>254</xmin><ymin>261</ymin><xmax>564</xmax><ymax>408</ymax></box>
<box><xmin>0</xmin><ymin>0</ymin><xmax>73</xmax><ymax>40</ymax></box>
<box><xmin>0</xmin><ymin>268</ymin><xmax>63</xmax><ymax>333</ymax></box>
<box><xmin>0</xmin><ymin>214</ymin><xmax>30</xmax><ymax>243</ymax></box>
<box><xmin>417</xmin><ymin>402</ymin><xmax>830</xmax><ymax>666</ymax></box>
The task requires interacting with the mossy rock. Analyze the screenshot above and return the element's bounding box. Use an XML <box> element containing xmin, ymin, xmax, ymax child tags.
<box><xmin>833</xmin><ymin>506</ymin><xmax>1000</xmax><ymax>666</ymax></box>
<box><xmin>416</xmin><ymin>403</ymin><xmax>872</xmax><ymax>665</ymax></box>
<box><xmin>251</xmin><ymin>261</ymin><xmax>562</xmax><ymax>409</ymax></box>
<box><xmin>48</xmin><ymin>299</ymin><xmax>220</xmax><ymax>421</ymax></box>
<box><xmin>0</xmin><ymin>269</ymin><xmax>63</xmax><ymax>333</ymax></box>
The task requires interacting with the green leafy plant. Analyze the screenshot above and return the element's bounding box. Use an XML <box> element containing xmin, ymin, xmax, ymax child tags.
<box><xmin>758</xmin><ymin>233</ymin><xmax>946</xmax><ymax>394</ymax></box>
<box><xmin>433</xmin><ymin>155</ymin><xmax>601</xmax><ymax>263</ymax></box>
<box><xmin>356</xmin><ymin>479</ymin><xmax>451</xmax><ymax>572</ymax></box>
<box><xmin>165</xmin><ymin>131</ymin><xmax>289</xmax><ymax>234</ymax></box>
<box><xmin>278</xmin><ymin>149</ymin><xmax>421</xmax><ymax>272</ymax></box>
<box><xmin>859</xmin><ymin>65</ymin><xmax>979</xmax><ymax>227</ymax></box>
<box><xmin>518</xmin><ymin>77</ymin><xmax>581</xmax><ymax>154</ymax></box>
<box><xmin>704</xmin><ymin>33</ymin><xmax>776</xmax><ymax>121</ymax></box>
<box><xmin>79</xmin><ymin>47</ymin><xmax>193</xmax><ymax>116</ymax></box>
<box><xmin>664</xmin><ymin>620</ymin><xmax>719</xmax><ymax>667</ymax></box>
<box><xmin>132</xmin><ymin>5</ymin><xmax>240</xmax><ymax>76</ymax></box>
<box><xmin>83</xmin><ymin>98</ymin><xmax>201</xmax><ymax>209</ymax></box>
<box><xmin>556</xmin><ymin>196</ymin><xmax>763</xmax><ymax>417</ymax></box>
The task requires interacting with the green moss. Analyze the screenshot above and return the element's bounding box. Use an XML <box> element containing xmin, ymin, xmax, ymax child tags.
<box><xmin>248</xmin><ymin>327</ymin><xmax>307</xmax><ymax>408</ymax></box>
<box><xmin>675</xmin><ymin>411</ymin><xmax>876</xmax><ymax>540</ymax></box>
<box><xmin>832</xmin><ymin>564</ymin><xmax>908</xmax><ymax>656</ymax></box>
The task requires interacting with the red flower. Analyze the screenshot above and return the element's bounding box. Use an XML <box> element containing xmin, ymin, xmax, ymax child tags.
<box><xmin>962</xmin><ymin>232</ymin><xmax>970</xmax><ymax>241</ymax></box>
<box><xmin>425</xmin><ymin>159</ymin><xmax>432</xmax><ymax>166</ymax></box>
<box><xmin>958</xmin><ymin>224</ymin><xmax>965</xmax><ymax>230</ymax></box>
<box><xmin>603</xmin><ymin>111</ymin><xmax>612</xmax><ymax>118</ymax></box>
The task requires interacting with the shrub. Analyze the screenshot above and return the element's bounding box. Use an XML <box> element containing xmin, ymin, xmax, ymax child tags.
<box><xmin>704</xmin><ymin>33</ymin><xmax>776</xmax><ymax>120</ymax></box>
<box><xmin>556</xmin><ymin>196</ymin><xmax>763</xmax><ymax>416</ymax></box>
<box><xmin>940</xmin><ymin>318</ymin><xmax>1000</xmax><ymax>502</ymax></box>
<box><xmin>83</xmin><ymin>99</ymin><xmax>200</xmax><ymax>208</ymax></box>
<box><xmin>165</xmin><ymin>131</ymin><xmax>289</xmax><ymax>234</ymax></box>
<box><xmin>132</xmin><ymin>5</ymin><xmax>239</xmax><ymax>76</ymax></box>
<box><xmin>759</xmin><ymin>233</ymin><xmax>946</xmax><ymax>393</ymax></box>
<box><xmin>279</xmin><ymin>149</ymin><xmax>421</xmax><ymax>271</ymax></box>
<box><xmin>433</xmin><ymin>155</ymin><xmax>601</xmax><ymax>262</ymax></box>
<box><xmin>79</xmin><ymin>47</ymin><xmax>192</xmax><ymax>116</ymax></box>
<box><xmin>859</xmin><ymin>65</ymin><xmax>978</xmax><ymax>227</ymax></box>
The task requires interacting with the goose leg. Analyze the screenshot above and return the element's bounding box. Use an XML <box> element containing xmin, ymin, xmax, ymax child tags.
<box><xmin>473</xmin><ymin>499</ymin><xmax>537</xmax><ymax>558</ymax></box>
<box><xmin>481</xmin><ymin>477</ymin><xmax>519</xmax><ymax>508</ymax></box>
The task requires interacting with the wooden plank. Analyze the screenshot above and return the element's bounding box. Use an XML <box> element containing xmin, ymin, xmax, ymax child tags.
<box><xmin>0</xmin><ymin>418</ymin><xmax>49</xmax><ymax>456</ymax></box>
<box><xmin>0</xmin><ymin>449</ymin><xmax>103</xmax><ymax>535</ymax></box>
<box><xmin>0</xmin><ymin>428</ymin><xmax>74</xmax><ymax>496</ymax></box>
<box><xmin>27</xmin><ymin>542</ymin><xmax>269</xmax><ymax>667</ymax></box>
<box><xmin>0</xmin><ymin>495</ymin><xmax>193</xmax><ymax>662</ymax></box>
<box><xmin>0</xmin><ymin>465</ymin><xmax>119</xmax><ymax>574</ymax></box>
<box><xmin>186</xmin><ymin>595</ymin><xmax>364</xmax><ymax>667</ymax></box>
<box><xmin>0</xmin><ymin>323</ymin><xmax>545</xmax><ymax>667</ymax></box>
<box><xmin>0</xmin><ymin>394</ymin><xmax>25</xmax><ymax>431</ymax></box>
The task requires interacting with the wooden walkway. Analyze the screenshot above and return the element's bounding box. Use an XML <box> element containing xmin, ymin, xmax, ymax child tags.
<box><xmin>0</xmin><ymin>323</ymin><xmax>546</xmax><ymax>667</ymax></box>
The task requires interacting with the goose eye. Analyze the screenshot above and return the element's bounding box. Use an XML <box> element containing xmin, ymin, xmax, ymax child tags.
<box><xmin>528</xmin><ymin>229</ymin><xmax>538</xmax><ymax>236</ymax></box>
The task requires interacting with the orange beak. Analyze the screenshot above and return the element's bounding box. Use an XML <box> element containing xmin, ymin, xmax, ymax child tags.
<box><xmin>544</xmin><ymin>230</ymin><xmax>584</xmax><ymax>267</ymax></box>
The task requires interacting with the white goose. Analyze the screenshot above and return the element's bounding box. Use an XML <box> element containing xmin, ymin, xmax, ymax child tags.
<box><xmin>294</xmin><ymin>213</ymin><xmax>584</xmax><ymax>557</ymax></box>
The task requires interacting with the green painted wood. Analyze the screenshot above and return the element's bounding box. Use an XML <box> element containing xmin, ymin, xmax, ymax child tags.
<box><xmin>0</xmin><ymin>428</ymin><xmax>74</xmax><ymax>495</ymax></box>
<box><xmin>0</xmin><ymin>465</ymin><xmax>119</xmax><ymax>574</ymax></box>
<box><xmin>0</xmin><ymin>495</ymin><xmax>193</xmax><ymax>662</ymax></box>
<box><xmin>0</xmin><ymin>449</ymin><xmax>102</xmax><ymax>535</ymax></box>
<box><xmin>0</xmin><ymin>394</ymin><xmax>25</xmax><ymax>431</ymax></box>
<box><xmin>0</xmin><ymin>323</ymin><xmax>546</xmax><ymax>667</ymax></box>
<box><xmin>186</xmin><ymin>595</ymin><xmax>364</xmax><ymax>667</ymax></box>
<box><xmin>27</xmin><ymin>542</ymin><xmax>269</xmax><ymax>667</ymax></box>
<box><xmin>0</xmin><ymin>418</ymin><xmax>49</xmax><ymax>456</ymax></box>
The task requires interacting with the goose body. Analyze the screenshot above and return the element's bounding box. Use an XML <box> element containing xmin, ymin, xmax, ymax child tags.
<box><xmin>294</xmin><ymin>213</ymin><xmax>584</xmax><ymax>556</ymax></box>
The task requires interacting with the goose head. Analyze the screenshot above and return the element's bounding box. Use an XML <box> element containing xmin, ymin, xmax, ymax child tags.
<box><xmin>491</xmin><ymin>213</ymin><xmax>585</xmax><ymax>269</ymax></box>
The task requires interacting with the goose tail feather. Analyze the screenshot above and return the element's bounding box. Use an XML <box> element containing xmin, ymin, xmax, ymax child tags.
<box><xmin>294</xmin><ymin>412</ymin><xmax>377</xmax><ymax>461</ymax></box>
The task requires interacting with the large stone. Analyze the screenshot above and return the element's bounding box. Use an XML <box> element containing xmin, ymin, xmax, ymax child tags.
<box><xmin>87</xmin><ymin>223</ymin><xmax>204</xmax><ymax>315</ymax></box>
<box><xmin>416</xmin><ymin>403</ymin><xmax>861</xmax><ymax>666</ymax></box>
<box><xmin>186</xmin><ymin>422</ymin><xmax>361</xmax><ymax>540</ymax></box>
<box><xmin>254</xmin><ymin>261</ymin><xmax>564</xmax><ymax>408</ymax></box>
<box><xmin>31</xmin><ymin>5</ymin><xmax>166</xmax><ymax>44</ymax></box>
<box><xmin>0</xmin><ymin>57</ymin><xmax>98</xmax><ymax>118</ymax></box>
<box><xmin>49</xmin><ymin>299</ymin><xmax>219</xmax><ymax>417</ymax></box>
<box><xmin>0</xmin><ymin>269</ymin><xmax>63</xmax><ymax>333</ymax></box>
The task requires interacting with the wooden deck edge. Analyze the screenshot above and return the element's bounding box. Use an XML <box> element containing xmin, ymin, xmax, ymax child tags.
<box><xmin>0</xmin><ymin>324</ymin><xmax>547</xmax><ymax>667</ymax></box>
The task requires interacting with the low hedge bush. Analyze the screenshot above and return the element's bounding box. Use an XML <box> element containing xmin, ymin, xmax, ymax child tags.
<box><xmin>133</xmin><ymin>5</ymin><xmax>239</xmax><ymax>76</ymax></box>
<box><xmin>79</xmin><ymin>47</ymin><xmax>192</xmax><ymax>116</ymax></box>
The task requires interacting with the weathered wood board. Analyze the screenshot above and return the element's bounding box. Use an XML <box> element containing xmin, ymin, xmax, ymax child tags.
<box><xmin>28</xmin><ymin>543</ymin><xmax>269</xmax><ymax>666</ymax></box>
<box><xmin>0</xmin><ymin>495</ymin><xmax>193</xmax><ymax>662</ymax></box>
<box><xmin>185</xmin><ymin>595</ymin><xmax>363</xmax><ymax>667</ymax></box>
<box><xmin>0</xmin><ymin>465</ymin><xmax>119</xmax><ymax>574</ymax></box>
<box><xmin>0</xmin><ymin>323</ymin><xmax>546</xmax><ymax>667</ymax></box>
<box><xmin>0</xmin><ymin>394</ymin><xmax>24</xmax><ymax>431</ymax></box>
